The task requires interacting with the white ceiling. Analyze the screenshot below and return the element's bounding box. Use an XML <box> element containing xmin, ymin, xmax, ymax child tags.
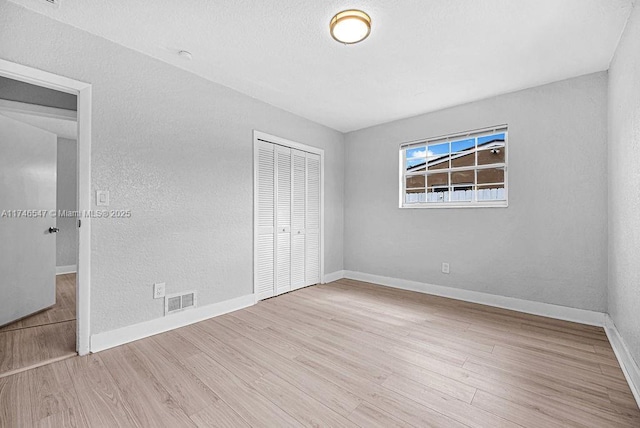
<box><xmin>0</xmin><ymin>111</ymin><xmax>77</xmax><ymax>139</ymax></box>
<box><xmin>8</xmin><ymin>0</ymin><xmax>633</xmax><ymax>132</ymax></box>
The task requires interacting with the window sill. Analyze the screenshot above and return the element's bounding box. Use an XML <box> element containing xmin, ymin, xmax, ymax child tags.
<box><xmin>399</xmin><ymin>201</ymin><xmax>508</xmax><ymax>209</ymax></box>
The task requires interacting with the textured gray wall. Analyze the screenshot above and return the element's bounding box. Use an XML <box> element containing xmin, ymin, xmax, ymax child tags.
<box><xmin>608</xmin><ymin>3</ymin><xmax>640</xmax><ymax>367</ymax></box>
<box><xmin>0</xmin><ymin>2</ymin><xmax>344</xmax><ymax>334</ymax></box>
<box><xmin>0</xmin><ymin>75</ymin><xmax>77</xmax><ymax>111</ymax></box>
<box><xmin>56</xmin><ymin>137</ymin><xmax>77</xmax><ymax>267</ymax></box>
<box><xmin>344</xmin><ymin>72</ymin><xmax>608</xmax><ymax>312</ymax></box>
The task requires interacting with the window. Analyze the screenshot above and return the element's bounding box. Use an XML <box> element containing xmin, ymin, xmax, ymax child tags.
<box><xmin>400</xmin><ymin>125</ymin><xmax>508</xmax><ymax>208</ymax></box>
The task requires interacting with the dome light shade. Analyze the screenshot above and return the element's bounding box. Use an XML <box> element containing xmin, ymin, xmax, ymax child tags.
<box><xmin>330</xmin><ymin>10</ymin><xmax>371</xmax><ymax>44</ymax></box>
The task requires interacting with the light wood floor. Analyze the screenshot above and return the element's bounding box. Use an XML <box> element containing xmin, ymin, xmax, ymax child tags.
<box><xmin>1</xmin><ymin>278</ymin><xmax>639</xmax><ymax>427</ymax></box>
<box><xmin>0</xmin><ymin>274</ymin><xmax>76</xmax><ymax>378</ymax></box>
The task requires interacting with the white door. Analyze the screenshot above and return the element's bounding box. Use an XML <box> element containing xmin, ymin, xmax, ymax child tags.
<box><xmin>305</xmin><ymin>153</ymin><xmax>321</xmax><ymax>286</ymax></box>
<box><xmin>290</xmin><ymin>149</ymin><xmax>306</xmax><ymax>291</ymax></box>
<box><xmin>254</xmin><ymin>136</ymin><xmax>322</xmax><ymax>301</ymax></box>
<box><xmin>255</xmin><ymin>141</ymin><xmax>275</xmax><ymax>301</ymax></box>
<box><xmin>275</xmin><ymin>145</ymin><xmax>291</xmax><ymax>295</ymax></box>
<box><xmin>0</xmin><ymin>114</ymin><xmax>57</xmax><ymax>326</ymax></box>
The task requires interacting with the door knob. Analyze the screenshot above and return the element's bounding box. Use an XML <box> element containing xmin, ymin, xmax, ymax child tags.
<box><xmin>48</xmin><ymin>227</ymin><xmax>59</xmax><ymax>233</ymax></box>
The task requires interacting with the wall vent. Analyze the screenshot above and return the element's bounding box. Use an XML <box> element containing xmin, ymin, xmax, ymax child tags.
<box><xmin>165</xmin><ymin>291</ymin><xmax>197</xmax><ymax>315</ymax></box>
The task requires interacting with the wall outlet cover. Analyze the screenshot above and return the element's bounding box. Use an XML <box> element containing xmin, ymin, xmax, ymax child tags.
<box><xmin>96</xmin><ymin>190</ymin><xmax>110</xmax><ymax>206</ymax></box>
<box><xmin>442</xmin><ymin>262</ymin><xmax>450</xmax><ymax>274</ymax></box>
<box><xmin>153</xmin><ymin>282</ymin><xmax>165</xmax><ymax>299</ymax></box>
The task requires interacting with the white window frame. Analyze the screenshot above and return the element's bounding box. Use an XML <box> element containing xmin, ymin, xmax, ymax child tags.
<box><xmin>399</xmin><ymin>125</ymin><xmax>508</xmax><ymax>209</ymax></box>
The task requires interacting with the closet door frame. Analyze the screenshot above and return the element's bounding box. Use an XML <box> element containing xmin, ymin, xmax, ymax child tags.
<box><xmin>253</xmin><ymin>130</ymin><xmax>325</xmax><ymax>301</ymax></box>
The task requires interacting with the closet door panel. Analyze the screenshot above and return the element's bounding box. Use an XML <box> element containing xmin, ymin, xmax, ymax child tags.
<box><xmin>275</xmin><ymin>146</ymin><xmax>292</xmax><ymax>295</ymax></box>
<box><xmin>291</xmin><ymin>149</ymin><xmax>306</xmax><ymax>290</ymax></box>
<box><xmin>255</xmin><ymin>141</ymin><xmax>275</xmax><ymax>300</ymax></box>
<box><xmin>305</xmin><ymin>153</ymin><xmax>321</xmax><ymax>285</ymax></box>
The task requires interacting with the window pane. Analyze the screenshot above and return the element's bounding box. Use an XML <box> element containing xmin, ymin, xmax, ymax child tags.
<box><xmin>477</xmin><ymin>183</ymin><xmax>506</xmax><ymax>201</ymax></box>
<box><xmin>426</xmin><ymin>142</ymin><xmax>450</xmax><ymax>170</ymax></box>
<box><xmin>405</xmin><ymin>189</ymin><xmax>426</xmax><ymax>204</ymax></box>
<box><xmin>451</xmin><ymin>138</ymin><xmax>475</xmax><ymax>153</ymax></box>
<box><xmin>405</xmin><ymin>146</ymin><xmax>427</xmax><ymax>171</ymax></box>
<box><xmin>428</xmin><ymin>160</ymin><xmax>449</xmax><ymax>171</ymax></box>
<box><xmin>477</xmin><ymin>144</ymin><xmax>505</xmax><ymax>165</ymax></box>
<box><xmin>478</xmin><ymin>133</ymin><xmax>505</xmax><ymax>146</ymax></box>
<box><xmin>426</xmin><ymin>187</ymin><xmax>448</xmax><ymax>203</ymax></box>
<box><xmin>451</xmin><ymin>169</ymin><xmax>474</xmax><ymax>185</ymax></box>
<box><xmin>451</xmin><ymin>187</ymin><xmax>473</xmax><ymax>201</ymax></box>
<box><xmin>477</xmin><ymin>167</ymin><xmax>504</xmax><ymax>184</ymax></box>
<box><xmin>406</xmin><ymin>175</ymin><xmax>425</xmax><ymax>189</ymax></box>
<box><xmin>451</xmin><ymin>151</ymin><xmax>475</xmax><ymax>168</ymax></box>
<box><xmin>426</xmin><ymin>172</ymin><xmax>448</xmax><ymax>188</ymax></box>
<box><xmin>427</xmin><ymin>142</ymin><xmax>450</xmax><ymax>157</ymax></box>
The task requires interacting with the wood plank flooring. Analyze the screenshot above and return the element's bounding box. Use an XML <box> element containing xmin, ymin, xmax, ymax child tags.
<box><xmin>0</xmin><ymin>274</ymin><xmax>76</xmax><ymax>378</ymax></box>
<box><xmin>0</xmin><ymin>274</ymin><xmax>76</xmax><ymax>333</ymax></box>
<box><xmin>1</xmin><ymin>278</ymin><xmax>638</xmax><ymax>427</ymax></box>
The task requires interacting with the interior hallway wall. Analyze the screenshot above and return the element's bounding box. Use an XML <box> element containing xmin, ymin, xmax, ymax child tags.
<box><xmin>56</xmin><ymin>137</ymin><xmax>77</xmax><ymax>268</ymax></box>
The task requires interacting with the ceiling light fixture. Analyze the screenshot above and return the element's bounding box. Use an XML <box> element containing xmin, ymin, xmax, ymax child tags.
<box><xmin>330</xmin><ymin>9</ymin><xmax>371</xmax><ymax>44</ymax></box>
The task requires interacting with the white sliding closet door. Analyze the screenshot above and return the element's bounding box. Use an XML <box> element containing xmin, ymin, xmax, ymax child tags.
<box><xmin>254</xmin><ymin>133</ymin><xmax>323</xmax><ymax>302</ymax></box>
<box><xmin>255</xmin><ymin>141</ymin><xmax>275</xmax><ymax>301</ymax></box>
<box><xmin>275</xmin><ymin>146</ymin><xmax>292</xmax><ymax>295</ymax></box>
<box><xmin>305</xmin><ymin>153</ymin><xmax>321</xmax><ymax>286</ymax></box>
<box><xmin>291</xmin><ymin>149</ymin><xmax>306</xmax><ymax>291</ymax></box>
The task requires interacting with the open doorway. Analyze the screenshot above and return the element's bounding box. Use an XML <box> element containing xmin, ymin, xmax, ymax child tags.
<box><xmin>0</xmin><ymin>60</ymin><xmax>92</xmax><ymax>375</ymax></box>
<box><xmin>0</xmin><ymin>76</ymin><xmax>78</xmax><ymax>376</ymax></box>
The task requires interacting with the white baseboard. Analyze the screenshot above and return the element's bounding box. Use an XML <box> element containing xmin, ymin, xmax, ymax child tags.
<box><xmin>343</xmin><ymin>270</ymin><xmax>605</xmax><ymax>327</ymax></box>
<box><xmin>56</xmin><ymin>265</ymin><xmax>77</xmax><ymax>275</ymax></box>
<box><xmin>604</xmin><ymin>315</ymin><xmax>640</xmax><ymax>407</ymax></box>
<box><xmin>90</xmin><ymin>293</ymin><xmax>255</xmax><ymax>353</ymax></box>
<box><xmin>324</xmin><ymin>270</ymin><xmax>345</xmax><ymax>283</ymax></box>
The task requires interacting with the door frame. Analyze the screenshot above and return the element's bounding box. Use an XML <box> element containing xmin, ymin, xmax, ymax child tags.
<box><xmin>252</xmin><ymin>130</ymin><xmax>325</xmax><ymax>300</ymax></box>
<box><xmin>0</xmin><ymin>59</ymin><xmax>92</xmax><ymax>356</ymax></box>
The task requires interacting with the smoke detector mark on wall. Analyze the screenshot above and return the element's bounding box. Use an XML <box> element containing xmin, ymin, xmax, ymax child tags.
<box><xmin>178</xmin><ymin>50</ymin><xmax>193</xmax><ymax>60</ymax></box>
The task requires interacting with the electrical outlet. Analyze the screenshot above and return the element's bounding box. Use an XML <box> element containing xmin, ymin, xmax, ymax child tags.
<box><xmin>441</xmin><ymin>262</ymin><xmax>450</xmax><ymax>274</ymax></box>
<box><xmin>153</xmin><ymin>282</ymin><xmax>166</xmax><ymax>299</ymax></box>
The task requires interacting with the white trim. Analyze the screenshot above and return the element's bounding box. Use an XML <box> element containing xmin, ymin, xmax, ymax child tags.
<box><xmin>323</xmin><ymin>270</ymin><xmax>345</xmax><ymax>283</ymax></box>
<box><xmin>604</xmin><ymin>315</ymin><xmax>640</xmax><ymax>407</ymax></box>
<box><xmin>399</xmin><ymin>124</ymin><xmax>509</xmax><ymax>150</ymax></box>
<box><xmin>56</xmin><ymin>265</ymin><xmax>77</xmax><ymax>275</ymax></box>
<box><xmin>90</xmin><ymin>294</ymin><xmax>255</xmax><ymax>353</ymax></box>
<box><xmin>399</xmin><ymin>200</ymin><xmax>509</xmax><ymax>209</ymax></box>
<box><xmin>343</xmin><ymin>270</ymin><xmax>605</xmax><ymax>327</ymax></box>
<box><xmin>254</xmin><ymin>130</ymin><xmax>325</xmax><ymax>156</ymax></box>
<box><xmin>0</xmin><ymin>99</ymin><xmax>76</xmax><ymax>121</ymax></box>
<box><xmin>252</xmin><ymin>130</ymin><xmax>325</xmax><ymax>296</ymax></box>
<box><xmin>0</xmin><ymin>59</ymin><xmax>92</xmax><ymax>356</ymax></box>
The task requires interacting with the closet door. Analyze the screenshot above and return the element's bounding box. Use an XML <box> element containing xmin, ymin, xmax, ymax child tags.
<box><xmin>255</xmin><ymin>141</ymin><xmax>275</xmax><ymax>301</ymax></box>
<box><xmin>290</xmin><ymin>149</ymin><xmax>306</xmax><ymax>290</ymax></box>
<box><xmin>305</xmin><ymin>153</ymin><xmax>321</xmax><ymax>286</ymax></box>
<box><xmin>275</xmin><ymin>146</ymin><xmax>291</xmax><ymax>295</ymax></box>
